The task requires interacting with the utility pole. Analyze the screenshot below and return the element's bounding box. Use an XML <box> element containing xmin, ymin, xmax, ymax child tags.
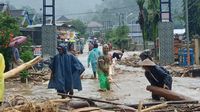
<box><xmin>158</xmin><ymin>0</ymin><xmax>174</xmax><ymax>65</ymax></box>
<box><xmin>185</xmin><ymin>0</ymin><xmax>190</xmax><ymax>63</ymax></box>
<box><xmin>42</xmin><ymin>0</ymin><xmax>57</xmax><ymax>58</ymax></box>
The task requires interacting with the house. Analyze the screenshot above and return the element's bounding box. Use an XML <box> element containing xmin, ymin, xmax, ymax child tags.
<box><xmin>29</xmin><ymin>13</ymin><xmax>43</xmax><ymax>25</ymax></box>
<box><xmin>56</xmin><ymin>15</ymin><xmax>71</xmax><ymax>24</ymax></box>
<box><xmin>10</xmin><ymin>9</ymin><xmax>32</xmax><ymax>27</ymax></box>
<box><xmin>87</xmin><ymin>21</ymin><xmax>103</xmax><ymax>36</ymax></box>
<box><xmin>0</xmin><ymin>3</ymin><xmax>9</xmax><ymax>13</ymax></box>
<box><xmin>174</xmin><ymin>29</ymin><xmax>185</xmax><ymax>40</ymax></box>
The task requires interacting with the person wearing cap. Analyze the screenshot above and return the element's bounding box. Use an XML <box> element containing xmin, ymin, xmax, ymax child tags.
<box><xmin>0</xmin><ymin>53</ymin><xmax>5</xmax><ymax>105</ymax></box>
<box><xmin>139</xmin><ymin>58</ymin><xmax>173</xmax><ymax>100</ymax></box>
<box><xmin>88</xmin><ymin>43</ymin><xmax>101</xmax><ymax>79</ymax></box>
<box><xmin>139</xmin><ymin>50</ymin><xmax>152</xmax><ymax>61</ymax></box>
<box><xmin>48</xmin><ymin>45</ymin><xmax>85</xmax><ymax>98</ymax></box>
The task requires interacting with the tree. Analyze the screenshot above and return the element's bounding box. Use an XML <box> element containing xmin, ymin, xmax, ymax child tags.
<box><xmin>183</xmin><ymin>0</ymin><xmax>200</xmax><ymax>36</ymax></box>
<box><xmin>105</xmin><ymin>25</ymin><xmax>129</xmax><ymax>49</ymax></box>
<box><xmin>68</xmin><ymin>19</ymin><xmax>87</xmax><ymax>35</ymax></box>
<box><xmin>0</xmin><ymin>13</ymin><xmax>20</xmax><ymax>71</ymax></box>
<box><xmin>137</xmin><ymin>0</ymin><xmax>148</xmax><ymax>49</ymax></box>
<box><xmin>136</xmin><ymin>0</ymin><xmax>160</xmax><ymax>50</ymax></box>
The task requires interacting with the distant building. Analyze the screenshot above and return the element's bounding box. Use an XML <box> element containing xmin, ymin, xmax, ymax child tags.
<box><xmin>10</xmin><ymin>9</ymin><xmax>32</xmax><ymax>27</ymax></box>
<box><xmin>87</xmin><ymin>21</ymin><xmax>103</xmax><ymax>36</ymax></box>
<box><xmin>127</xmin><ymin>23</ymin><xmax>143</xmax><ymax>44</ymax></box>
<box><xmin>0</xmin><ymin>3</ymin><xmax>9</xmax><ymax>13</ymax></box>
<box><xmin>56</xmin><ymin>15</ymin><xmax>71</xmax><ymax>24</ymax></box>
<box><xmin>173</xmin><ymin>29</ymin><xmax>185</xmax><ymax>40</ymax></box>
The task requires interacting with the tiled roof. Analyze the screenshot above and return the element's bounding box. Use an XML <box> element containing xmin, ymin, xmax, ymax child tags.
<box><xmin>10</xmin><ymin>10</ymin><xmax>26</xmax><ymax>17</ymax></box>
<box><xmin>57</xmin><ymin>15</ymin><xmax>69</xmax><ymax>22</ymax></box>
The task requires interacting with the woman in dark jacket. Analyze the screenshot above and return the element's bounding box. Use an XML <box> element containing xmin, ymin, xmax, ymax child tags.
<box><xmin>139</xmin><ymin>55</ymin><xmax>173</xmax><ymax>100</ymax></box>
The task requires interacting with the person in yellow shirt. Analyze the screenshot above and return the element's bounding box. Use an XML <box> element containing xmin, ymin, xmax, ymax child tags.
<box><xmin>0</xmin><ymin>53</ymin><xmax>5</xmax><ymax>105</ymax></box>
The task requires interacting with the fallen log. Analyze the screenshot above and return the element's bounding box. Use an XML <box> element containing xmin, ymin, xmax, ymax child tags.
<box><xmin>4</xmin><ymin>56</ymin><xmax>43</xmax><ymax>79</ymax></box>
<box><xmin>146</xmin><ymin>85</ymin><xmax>192</xmax><ymax>101</ymax></box>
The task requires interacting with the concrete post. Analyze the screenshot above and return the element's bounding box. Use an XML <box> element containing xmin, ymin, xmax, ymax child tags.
<box><xmin>158</xmin><ymin>22</ymin><xmax>174</xmax><ymax>65</ymax></box>
<box><xmin>42</xmin><ymin>25</ymin><xmax>57</xmax><ymax>58</ymax></box>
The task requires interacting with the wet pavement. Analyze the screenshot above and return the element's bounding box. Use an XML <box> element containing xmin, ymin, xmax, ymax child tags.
<box><xmin>4</xmin><ymin>44</ymin><xmax>200</xmax><ymax>105</ymax></box>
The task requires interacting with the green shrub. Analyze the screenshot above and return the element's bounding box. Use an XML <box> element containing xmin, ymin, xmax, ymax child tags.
<box><xmin>20</xmin><ymin>70</ymin><xmax>29</xmax><ymax>79</ymax></box>
<box><xmin>21</xmin><ymin>50</ymin><xmax>33</xmax><ymax>62</ymax></box>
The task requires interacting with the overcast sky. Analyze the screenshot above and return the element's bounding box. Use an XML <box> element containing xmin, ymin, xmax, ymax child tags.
<box><xmin>1</xmin><ymin>0</ymin><xmax>102</xmax><ymax>18</ymax></box>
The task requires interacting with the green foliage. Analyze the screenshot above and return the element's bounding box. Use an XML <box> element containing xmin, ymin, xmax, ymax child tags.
<box><xmin>20</xmin><ymin>38</ymin><xmax>33</xmax><ymax>62</ymax></box>
<box><xmin>137</xmin><ymin>0</ymin><xmax>160</xmax><ymax>49</ymax></box>
<box><xmin>105</xmin><ymin>25</ymin><xmax>129</xmax><ymax>49</ymax></box>
<box><xmin>21</xmin><ymin>51</ymin><xmax>33</xmax><ymax>62</ymax></box>
<box><xmin>0</xmin><ymin>13</ymin><xmax>21</xmax><ymax>71</ymax></box>
<box><xmin>68</xmin><ymin>19</ymin><xmax>87</xmax><ymax>35</ymax></box>
<box><xmin>183</xmin><ymin>0</ymin><xmax>200</xmax><ymax>36</ymax></box>
<box><xmin>20</xmin><ymin>70</ymin><xmax>29</xmax><ymax>79</ymax></box>
<box><xmin>172</xmin><ymin>0</ymin><xmax>184</xmax><ymax>29</ymax></box>
<box><xmin>105</xmin><ymin>30</ymin><xmax>116</xmax><ymax>42</ymax></box>
<box><xmin>93</xmin><ymin>32</ymin><xmax>101</xmax><ymax>38</ymax></box>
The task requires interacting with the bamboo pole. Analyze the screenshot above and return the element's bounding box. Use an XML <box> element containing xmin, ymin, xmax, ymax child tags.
<box><xmin>137</xmin><ymin>101</ymin><xmax>143</xmax><ymax>112</ymax></box>
<box><xmin>141</xmin><ymin>103</ymin><xmax>167</xmax><ymax>112</ymax></box>
<box><xmin>4</xmin><ymin>56</ymin><xmax>43</xmax><ymax>79</ymax></box>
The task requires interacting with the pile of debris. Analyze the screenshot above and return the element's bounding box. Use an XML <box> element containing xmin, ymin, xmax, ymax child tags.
<box><xmin>118</xmin><ymin>54</ymin><xmax>141</xmax><ymax>67</ymax></box>
<box><xmin>167</xmin><ymin>65</ymin><xmax>200</xmax><ymax>77</ymax></box>
<box><xmin>1</xmin><ymin>94</ymin><xmax>199</xmax><ymax>112</ymax></box>
<box><xmin>28</xmin><ymin>67</ymin><xmax>51</xmax><ymax>83</ymax></box>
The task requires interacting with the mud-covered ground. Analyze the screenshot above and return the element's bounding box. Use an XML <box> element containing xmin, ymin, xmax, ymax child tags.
<box><xmin>4</xmin><ymin>45</ymin><xmax>200</xmax><ymax>105</ymax></box>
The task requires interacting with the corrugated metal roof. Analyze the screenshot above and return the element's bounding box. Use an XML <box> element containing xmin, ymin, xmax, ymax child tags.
<box><xmin>87</xmin><ymin>21</ymin><xmax>103</xmax><ymax>28</ymax></box>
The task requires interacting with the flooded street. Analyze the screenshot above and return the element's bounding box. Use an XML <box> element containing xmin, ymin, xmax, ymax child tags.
<box><xmin>4</xmin><ymin>45</ymin><xmax>200</xmax><ymax>105</ymax></box>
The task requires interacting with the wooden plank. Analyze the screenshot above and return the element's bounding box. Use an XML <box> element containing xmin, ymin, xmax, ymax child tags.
<box><xmin>194</xmin><ymin>39</ymin><xmax>200</xmax><ymax>65</ymax></box>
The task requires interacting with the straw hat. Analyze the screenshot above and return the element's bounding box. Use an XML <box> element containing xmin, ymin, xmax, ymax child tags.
<box><xmin>138</xmin><ymin>58</ymin><xmax>156</xmax><ymax>66</ymax></box>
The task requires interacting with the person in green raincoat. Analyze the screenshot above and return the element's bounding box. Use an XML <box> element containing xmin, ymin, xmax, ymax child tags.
<box><xmin>88</xmin><ymin>43</ymin><xmax>101</xmax><ymax>79</ymax></box>
<box><xmin>97</xmin><ymin>44</ymin><xmax>112</xmax><ymax>91</ymax></box>
<box><xmin>0</xmin><ymin>53</ymin><xmax>5</xmax><ymax>105</ymax></box>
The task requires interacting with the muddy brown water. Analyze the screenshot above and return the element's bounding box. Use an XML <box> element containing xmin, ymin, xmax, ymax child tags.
<box><xmin>4</xmin><ymin>47</ymin><xmax>200</xmax><ymax>105</ymax></box>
